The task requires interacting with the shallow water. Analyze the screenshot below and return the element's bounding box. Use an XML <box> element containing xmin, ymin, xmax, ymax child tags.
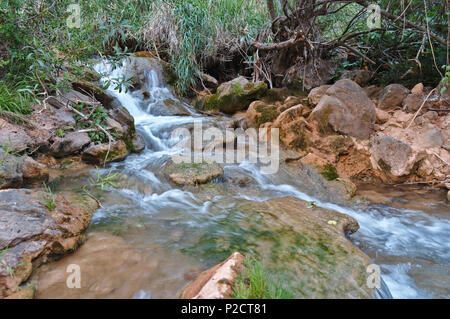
<box><xmin>32</xmin><ymin>60</ymin><xmax>449</xmax><ymax>299</ymax></box>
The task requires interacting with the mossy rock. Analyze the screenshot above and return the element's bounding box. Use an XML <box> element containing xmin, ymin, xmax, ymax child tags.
<box><xmin>196</xmin><ymin>76</ymin><xmax>268</xmax><ymax>114</ymax></box>
<box><xmin>164</xmin><ymin>160</ymin><xmax>224</xmax><ymax>185</ymax></box>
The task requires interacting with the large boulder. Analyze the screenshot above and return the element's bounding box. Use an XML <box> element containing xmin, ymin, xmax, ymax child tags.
<box><xmin>196</xmin><ymin>76</ymin><xmax>268</xmax><ymax>114</ymax></box>
<box><xmin>235</xmin><ymin>197</ymin><xmax>375</xmax><ymax>298</ymax></box>
<box><xmin>308</xmin><ymin>85</ymin><xmax>331</xmax><ymax>107</ymax></box>
<box><xmin>310</xmin><ymin>79</ymin><xmax>376</xmax><ymax>139</ymax></box>
<box><xmin>0</xmin><ymin>189</ymin><xmax>98</xmax><ymax>298</ymax></box>
<box><xmin>378</xmin><ymin>84</ymin><xmax>410</xmax><ymax>110</ymax></box>
<box><xmin>181</xmin><ymin>252</ymin><xmax>244</xmax><ymax>299</ymax></box>
<box><xmin>370</xmin><ymin>136</ymin><xmax>423</xmax><ymax>177</ymax></box>
<box><xmin>50</xmin><ymin>132</ymin><xmax>91</xmax><ymax>158</ymax></box>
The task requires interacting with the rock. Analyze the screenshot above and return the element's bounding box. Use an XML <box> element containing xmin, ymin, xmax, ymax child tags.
<box><xmin>262</xmin><ymin>88</ymin><xmax>290</xmax><ymax>103</ymax></box>
<box><xmin>419</xmin><ymin>129</ymin><xmax>444</xmax><ymax>149</ymax></box>
<box><xmin>300</xmin><ymin>153</ymin><xmax>328</xmax><ymax>167</ymax></box>
<box><xmin>236</xmin><ymin>197</ymin><xmax>375</xmax><ymax>298</ymax></box>
<box><xmin>0</xmin><ymin>119</ymin><xmax>32</xmax><ymax>152</ymax></box>
<box><xmin>370</xmin><ymin>136</ymin><xmax>420</xmax><ymax>177</ymax></box>
<box><xmin>21</xmin><ymin>157</ymin><xmax>49</xmax><ymax>183</ymax></box>
<box><xmin>378</xmin><ymin>84</ymin><xmax>410</xmax><ymax>110</ymax></box>
<box><xmin>411</xmin><ymin>83</ymin><xmax>424</xmax><ymax>95</ymax></box>
<box><xmin>0</xmin><ymin>189</ymin><xmax>98</xmax><ymax>298</ymax></box>
<box><xmin>308</xmin><ymin>85</ymin><xmax>331</xmax><ymax>107</ymax></box>
<box><xmin>181</xmin><ymin>252</ymin><xmax>244</xmax><ymax>299</ymax></box>
<box><xmin>273</xmin><ymin>105</ymin><xmax>311</xmax><ymax>150</ymax></box>
<box><xmin>363</xmin><ymin>85</ymin><xmax>383</xmax><ymax>101</ymax></box>
<box><xmin>447</xmin><ymin>190</ymin><xmax>450</xmax><ymax>202</ymax></box>
<box><xmin>82</xmin><ymin>140</ymin><xmax>129</xmax><ymax>164</ymax></box>
<box><xmin>0</xmin><ymin>149</ymin><xmax>23</xmax><ymax>189</ymax></box>
<box><xmin>283</xmin><ymin>95</ymin><xmax>306</xmax><ymax>109</ymax></box>
<box><xmin>340</xmin><ymin>69</ymin><xmax>373</xmax><ymax>86</ymax></box>
<box><xmin>4</xmin><ymin>286</ymin><xmax>35</xmax><ymax>299</ymax></box>
<box><xmin>310</xmin><ymin>79</ymin><xmax>376</xmax><ymax>139</ymax></box>
<box><xmin>196</xmin><ymin>76</ymin><xmax>268</xmax><ymax>114</ymax></box>
<box><xmin>164</xmin><ymin>160</ymin><xmax>224</xmax><ymax>186</ymax></box>
<box><xmin>0</xmin><ymin>150</ymin><xmax>48</xmax><ymax>189</ymax></box>
<box><xmin>50</xmin><ymin>132</ymin><xmax>91</xmax><ymax>157</ymax></box>
<box><xmin>147</xmin><ymin>98</ymin><xmax>190</xmax><ymax>116</ymax></box>
<box><xmin>403</xmin><ymin>93</ymin><xmax>427</xmax><ymax>113</ymax></box>
<box><xmin>246</xmin><ymin>101</ymin><xmax>280</xmax><ymax>128</ymax></box>
<box><xmin>131</xmin><ymin>133</ymin><xmax>145</xmax><ymax>153</ymax></box>
<box><xmin>105</xmin><ymin>117</ymin><xmax>125</xmax><ymax>134</ymax></box>
<box><xmin>375</xmin><ymin>108</ymin><xmax>390</xmax><ymax>124</ymax></box>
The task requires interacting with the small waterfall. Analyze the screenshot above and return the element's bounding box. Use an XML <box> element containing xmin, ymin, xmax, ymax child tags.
<box><xmin>87</xmin><ymin>58</ymin><xmax>450</xmax><ymax>299</ymax></box>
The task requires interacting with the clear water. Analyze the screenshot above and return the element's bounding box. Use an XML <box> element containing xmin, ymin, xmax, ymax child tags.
<box><xmin>34</xmin><ymin>60</ymin><xmax>449</xmax><ymax>299</ymax></box>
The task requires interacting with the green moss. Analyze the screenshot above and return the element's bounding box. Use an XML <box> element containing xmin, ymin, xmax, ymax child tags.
<box><xmin>162</xmin><ymin>63</ymin><xmax>178</xmax><ymax>87</ymax></box>
<box><xmin>320</xmin><ymin>163</ymin><xmax>339</xmax><ymax>181</ymax></box>
<box><xmin>254</xmin><ymin>104</ymin><xmax>279</xmax><ymax>127</ymax></box>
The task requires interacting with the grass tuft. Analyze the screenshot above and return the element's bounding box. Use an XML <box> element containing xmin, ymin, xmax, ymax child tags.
<box><xmin>232</xmin><ymin>257</ymin><xmax>293</xmax><ymax>299</ymax></box>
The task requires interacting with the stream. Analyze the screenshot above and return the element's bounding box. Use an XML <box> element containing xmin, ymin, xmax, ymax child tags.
<box><xmin>32</xmin><ymin>60</ymin><xmax>450</xmax><ymax>299</ymax></box>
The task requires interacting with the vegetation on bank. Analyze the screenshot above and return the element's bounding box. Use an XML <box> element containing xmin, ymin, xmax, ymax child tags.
<box><xmin>232</xmin><ymin>257</ymin><xmax>293</xmax><ymax>299</ymax></box>
<box><xmin>0</xmin><ymin>0</ymin><xmax>448</xmax><ymax>115</ymax></box>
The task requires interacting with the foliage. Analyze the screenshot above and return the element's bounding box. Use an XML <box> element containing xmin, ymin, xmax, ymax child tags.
<box><xmin>320</xmin><ymin>163</ymin><xmax>339</xmax><ymax>181</ymax></box>
<box><xmin>40</xmin><ymin>182</ymin><xmax>56</xmax><ymax>211</ymax></box>
<box><xmin>232</xmin><ymin>256</ymin><xmax>293</xmax><ymax>299</ymax></box>
<box><xmin>73</xmin><ymin>103</ymin><xmax>109</xmax><ymax>144</ymax></box>
<box><xmin>440</xmin><ymin>65</ymin><xmax>450</xmax><ymax>94</ymax></box>
<box><xmin>89</xmin><ymin>167</ymin><xmax>119</xmax><ymax>190</ymax></box>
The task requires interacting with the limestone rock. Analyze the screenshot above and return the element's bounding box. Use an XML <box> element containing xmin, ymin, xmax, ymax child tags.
<box><xmin>50</xmin><ymin>132</ymin><xmax>91</xmax><ymax>157</ymax></box>
<box><xmin>196</xmin><ymin>76</ymin><xmax>268</xmax><ymax>114</ymax></box>
<box><xmin>82</xmin><ymin>140</ymin><xmax>129</xmax><ymax>164</ymax></box>
<box><xmin>370</xmin><ymin>136</ymin><xmax>421</xmax><ymax>177</ymax></box>
<box><xmin>181</xmin><ymin>252</ymin><xmax>244</xmax><ymax>299</ymax></box>
<box><xmin>308</xmin><ymin>85</ymin><xmax>331</xmax><ymax>107</ymax></box>
<box><xmin>0</xmin><ymin>189</ymin><xmax>98</xmax><ymax>298</ymax></box>
<box><xmin>164</xmin><ymin>160</ymin><xmax>224</xmax><ymax>186</ymax></box>
<box><xmin>378</xmin><ymin>84</ymin><xmax>409</xmax><ymax>110</ymax></box>
<box><xmin>310</xmin><ymin>79</ymin><xmax>376</xmax><ymax>139</ymax></box>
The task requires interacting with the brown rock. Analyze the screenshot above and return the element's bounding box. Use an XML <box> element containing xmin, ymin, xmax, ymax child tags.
<box><xmin>181</xmin><ymin>252</ymin><xmax>244</xmax><ymax>299</ymax></box>
<box><xmin>340</xmin><ymin>69</ymin><xmax>373</xmax><ymax>86</ymax></box>
<box><xmin>411</xmin><ymin>83</ymin><xmax>424</xmax><ymax>95</ymax></box>
<box><xmin>310</xmin><ymin>79</ymin><xmax>376</xmax><ymax>139</ymax></box>
<box><xmin>50</xmin><ymin>132</ymin><xmax>91</xmax><ymax>157</ymax></box>
<box><xmin>82</xmin><ymin>140</ymin><xmax>129</xmax><ymax>164</ymax></box>
<box><xmin>164</xmin><ymin>160</ymin><xmax>224</xmax><ymax>186</ymax></box>
<box><xmin>308</xmin><ymin>85</ymin><xmax>331</xmax><ymax>107</ymax></box>
<box><xmin>375</xmin><ymin>108</ymin><xmax>390</xmax><ymax>124</ymax></box>
<box><xmin>246</xmin><ymin>101</ymin><xmax>279</xmax><ymax>128</ymax></box>
<box><xmin>0</xmin><ymin>189</ymin><xmax>98</xmax><ymax>298</ymax></box>
<box><xmin>378</xmin><ymin>84</ymin><xmax>410</xmax><ymax>110</ymax></box>
<box><xmin>370</xmin><ymin>136</ymin><xmax>422</xmax><ymax>177</ymax></box>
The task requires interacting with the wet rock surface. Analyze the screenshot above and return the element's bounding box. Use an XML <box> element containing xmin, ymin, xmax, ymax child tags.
<box><xmin>237</xmin><ymin>197</ymin><xmax>375</xmax><ymax>298</ymax></box>
<box><xmin>0</xmin><ymin>189</ymin><xmax>98</xmax><ymax>298</ymax></box>
<box><xmin>196</xmin><ymin>76</ymin><xmax>268</xmax><ymax>114</ymax></box>
<box><xmin>164</xmin><ymin>160</ymin><xmax>224</xmax><ymax>186</ymax></box>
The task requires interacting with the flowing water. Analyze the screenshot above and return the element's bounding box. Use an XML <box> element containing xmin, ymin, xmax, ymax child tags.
<box><xmin>33</xmin><ymin>60</ymin><xmax>450</xmax><ymax>299</ymax></box>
